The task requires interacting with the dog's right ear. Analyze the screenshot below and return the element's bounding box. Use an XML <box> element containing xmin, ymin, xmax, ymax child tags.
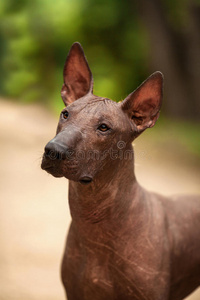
<box><xmin>61</xmin><ymin>42</ymin><xmax>93</xmax><ymax>106</ymax></box>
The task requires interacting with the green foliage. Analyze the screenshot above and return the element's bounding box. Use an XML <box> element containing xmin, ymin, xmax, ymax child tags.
<box><xmin>0</xmin><ymin>0</ymin><xmax>149</xmax><ymax>106</ymax></box>
<box><xmin>0</xmin><ymin>0</ymin><xmax>199</xmax><ymax>123</ymax></box>
<box><xmin>146</xmin><ymin>117</ymin><xmax>200</xmax><ymax>158</ymax></box>
<box><xmin>169</xmin><ymin>120</ymin><xmax>200</xmax><ymax>157</ymax></box>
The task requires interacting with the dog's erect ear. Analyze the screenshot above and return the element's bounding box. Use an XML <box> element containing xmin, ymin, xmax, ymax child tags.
<box><xmin>121</xmin><ymin>72</ymin><xmax>163</xmax><ymax>135</ymax></box>
<box><xmin>61</xmin><ymin>42</ymin><xmax>93</xmax><ymax>106</ymax></box>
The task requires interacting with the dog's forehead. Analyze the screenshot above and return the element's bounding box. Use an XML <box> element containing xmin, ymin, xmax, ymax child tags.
<box><xmin>68</xmin><ymin>95</ymin><xmax>122</xmax><ymax>119</ymax></box>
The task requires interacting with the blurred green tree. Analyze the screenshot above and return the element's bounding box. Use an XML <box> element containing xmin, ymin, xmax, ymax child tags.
<box><xmin>0</xmin><ymin>0</ymin><xmax>199</xmax><ymax>119</ymax></box>
<box><xmin>0</xmin><ymin>0</ymin><xmax>149</xmax><ymax>112</ymax></box>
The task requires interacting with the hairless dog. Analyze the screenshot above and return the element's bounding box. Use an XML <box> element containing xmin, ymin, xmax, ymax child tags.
<box><xmin>41</xmin><ymin>42</ymin><xmax>200</xmax><ymax>300</ymax></box>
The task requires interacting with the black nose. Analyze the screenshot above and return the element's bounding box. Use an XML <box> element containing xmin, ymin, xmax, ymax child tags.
<box><xmin>44</xmin><ymin>141</ymin><xmax>67</xmax><ymax>160</ymax></box>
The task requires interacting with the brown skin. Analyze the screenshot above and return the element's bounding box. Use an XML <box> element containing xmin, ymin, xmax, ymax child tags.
<box><xmin>41</xmin><ymin>43</ymin><xmax>200</xmax><ymax>300</ymax></box>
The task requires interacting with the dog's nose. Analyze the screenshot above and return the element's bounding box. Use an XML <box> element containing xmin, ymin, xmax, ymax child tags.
<box><xmin>44</xmin><ymin>141</ymin><xmax>67</xmax><ymax>160</ymax></box>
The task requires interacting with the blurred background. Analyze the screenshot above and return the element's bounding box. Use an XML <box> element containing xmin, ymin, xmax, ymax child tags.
<box><xmin>0</xmin><ymin>0</ymin><xmax>200</xmax><ymax>118</ymax></box>
<box><xmin>0</xmin><ymin>0</ymin><xmax>199</xmax><ymax>299</ymax></box>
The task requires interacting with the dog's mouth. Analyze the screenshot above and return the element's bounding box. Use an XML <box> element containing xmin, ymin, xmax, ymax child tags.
<box><xmin>42</xmin><ymin>154</ymin><xmax>93</xmax><ymax>184</ymax></box>
<box><xmin>79</xmin><ymin>176</ymin><xmax>93</xmax><ymax>185</ymax></box>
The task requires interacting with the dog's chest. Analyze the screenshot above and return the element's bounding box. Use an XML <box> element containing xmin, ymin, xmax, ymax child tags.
<box><xmin>63</xmin><ymin>240</ymin><xmax>168</xmax><ymax>300</ymax></box>
<box><xmin>82</xmin><ymin>256</ymin><xmax>113</xmax><ymax>295</ymax></box>
<box><xmin>63</xmin><ymin>246</ymin><xmax>114</xmax><ymax>299</ymax></box>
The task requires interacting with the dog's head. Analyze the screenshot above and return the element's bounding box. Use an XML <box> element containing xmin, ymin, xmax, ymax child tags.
<box><xmin>41</xmin><ymin>43</ymin><xmax>163</xmax><ymax>184</ymax></box>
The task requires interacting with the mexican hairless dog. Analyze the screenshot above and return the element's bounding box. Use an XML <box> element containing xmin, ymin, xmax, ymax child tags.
<box><xmin>41</xmin><ymin>42</ymin><xmax>200</xmax><ymax>300</ymax></box>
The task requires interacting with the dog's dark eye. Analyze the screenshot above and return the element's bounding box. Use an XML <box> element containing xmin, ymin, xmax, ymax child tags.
<box><xmin>98</xmin><ymin>124</ymin><xmax>110</xmax><ymax>132</ymax></box>
<box><xmin>62</xmin><ymin>111</ymin><xmax>69</xmax><ymax>119</ymax></box>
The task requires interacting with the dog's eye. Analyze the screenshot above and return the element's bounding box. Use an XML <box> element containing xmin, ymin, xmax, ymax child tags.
<box><xmin>62</xmin><ymin>111</ymin><xmax>69</xmax><ymax>119</ymax></box>
<box><xmin>98</xmin><ymin>124</ymin><xmax>110</xmax><ymax>132</ymax></box>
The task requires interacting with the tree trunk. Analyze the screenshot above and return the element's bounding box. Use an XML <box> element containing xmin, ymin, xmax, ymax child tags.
<box><xmin>136</xmin><ymin>0</ymin><xmax>200</xmax><ymax>119</ymax></box>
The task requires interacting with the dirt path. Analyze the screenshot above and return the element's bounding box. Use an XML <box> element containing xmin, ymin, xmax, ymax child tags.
<box><xmin>0</xmin><ymin>99</ymin><xmax>199</xmax><ymax>299</ymax></box>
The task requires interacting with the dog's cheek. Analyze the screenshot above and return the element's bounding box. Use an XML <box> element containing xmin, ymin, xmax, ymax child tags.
<box><xmin>56</xmin><ymin>122</ymin><xmax>63</xmax><ymax>134</ymax></box>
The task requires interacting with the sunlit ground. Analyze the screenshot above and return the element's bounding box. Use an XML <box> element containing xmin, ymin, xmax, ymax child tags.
<box><xmin>0</xmin><ymin>99</ymin><xmax>199</xmax><ymax>299</ymax></box>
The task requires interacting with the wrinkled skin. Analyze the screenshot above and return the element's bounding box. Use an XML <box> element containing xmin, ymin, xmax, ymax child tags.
<box><xmin>41</xmin><ymin>43</ymin><xmax>200</xmax><ymax>300</ymax></box>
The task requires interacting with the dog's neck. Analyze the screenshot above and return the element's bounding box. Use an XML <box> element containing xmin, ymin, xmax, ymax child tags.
<box><xmin>67</xmin><ymin>147</ymin><xmax>144</xmax><ymax>233</ymax></box>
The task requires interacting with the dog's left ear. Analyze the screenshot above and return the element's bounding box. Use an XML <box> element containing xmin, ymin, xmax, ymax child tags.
<box><xmin>121</xmin><ymin>72</ymin><xmax>163</xmax><ymax>135</ymax></box>
<box><xmin>61</xmin><ymin>42</ymin><xmax>93</xmax><ymax>106</ymax></box>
